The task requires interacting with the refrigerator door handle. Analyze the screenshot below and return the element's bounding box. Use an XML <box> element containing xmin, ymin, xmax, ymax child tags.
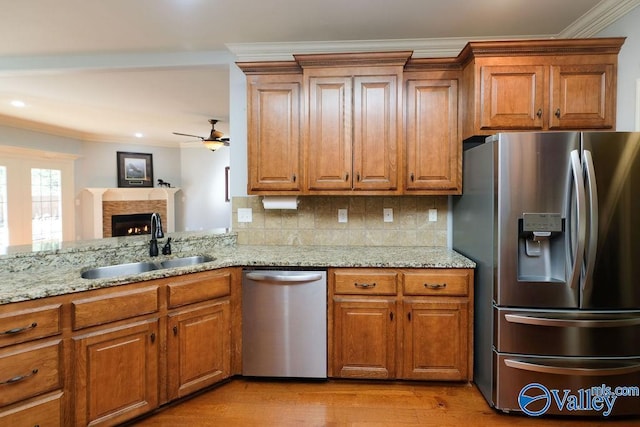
<box><xmin>504</xmin><ymin>359</ymin><xmax>640</xmax><ymax>376</ymax></box>
<box><xmin>568</xmin><ymin>150</ymin><xmax>587</xmax><ymax>290</ymax></box>
<box><xmin>505</xmin><ymin>313</ymin><xmax>640</xmax><ymax>328</ymax></box>
<box><xmin>581</xmin><ymin>149</ymin><xmax>599</xmax><ymax>304</ymax></box>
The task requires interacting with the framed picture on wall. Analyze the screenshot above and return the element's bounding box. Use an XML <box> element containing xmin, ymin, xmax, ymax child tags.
<box><xmin>117</xmin><ymin>151</ymin><xmax>153</xmax><ymax>188</ymax></box>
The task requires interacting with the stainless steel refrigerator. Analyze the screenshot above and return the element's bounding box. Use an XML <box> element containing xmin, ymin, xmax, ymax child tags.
<box><xmin>452</xmin><ymin>132</ymin><xmax>640</xmax><ymax>417</ymax></box>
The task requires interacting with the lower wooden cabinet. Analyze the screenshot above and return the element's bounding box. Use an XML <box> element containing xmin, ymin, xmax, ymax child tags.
<box><xmin>332</xmin><ymin>297</ymin><xmax>397</xmax><ymax>379</ymax></box>
<box><xmin>0</xmin><ymin>391</ymin><xmax>64</xmax><ymax>427</ymax></box>
<box><xmin>73</xmin><ymin>319</ymin><xmax>159</xmax><ymax>427</ymax></box>
<box><xmin>167</xmin><ymin>299</ymin><xmax>231</xmax><ymax>399</ymax></box>
<box><xmin>329</xmin><ymin>268</ymin><xmax>473</xmax><ymax>381</ymax></box>
<box><xmin>403</xmin><ymin>299</ymin><xmax>468</xmax><ymax>380</ymax></box>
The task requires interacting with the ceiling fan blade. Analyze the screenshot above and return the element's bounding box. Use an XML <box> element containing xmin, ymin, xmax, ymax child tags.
<box><xmin>173</xmin><ymin>132</ymin><xmax>204</xmax><ymax>140</ymax></box>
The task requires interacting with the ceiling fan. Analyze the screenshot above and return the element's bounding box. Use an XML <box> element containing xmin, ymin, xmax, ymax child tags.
<box><xmin>173</xmin><ymin>119</ymin><xmax>230</xmax><ymax>151</ymax></box>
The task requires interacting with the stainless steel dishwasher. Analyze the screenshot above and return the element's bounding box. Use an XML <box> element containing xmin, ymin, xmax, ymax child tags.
<box><xmin>242</xmin><ymin>269</ymin><xmax>327</xmax><ymax>378</ymax></box>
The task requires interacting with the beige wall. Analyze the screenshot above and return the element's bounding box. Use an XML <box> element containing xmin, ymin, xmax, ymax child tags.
<box><xmin>232</xmin><ymin>195</ymin><xmax>448</xmax><ymax>246</ymax></box>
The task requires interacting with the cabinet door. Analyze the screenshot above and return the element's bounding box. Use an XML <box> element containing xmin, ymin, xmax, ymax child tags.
<box><xmin>247</xmin><ymin>76</ymin><xmax>302</xmax><ymax>192</ymax></box>
<box><xmin>480</xmin><ymin>65</ymin><xmax>545</xmax><ymax>130</ymax></box>
<box><xmin>405</xmin><ymin>78</ymin><xmax>460</xmax><ymax>193</ymax></box>
<box><xmin>353</xmin><ymin>74</ymin><xmax>399</xmax><ymax>191</ymax></box>
<box><xmin>549</xmin><ymin>63</ymin><xmax>615</xmax><ymax>129</ymax></box>
<box><xmin>402</xmin><ymin>299</ymin><xmax>468</xmax><ymax>381</ymax></box>
<box><xmin>331</xmin><ymin>297</ymin><xmax>397</xmax><ymax>379</ymax></box>
<box><xmin>167</xmin><ymin>299</ymin><xmax>231</xmax><ymax>400</ymax></box>
<box><xmin>306</xmin><ymin>75</ymin><xmax>353</xmax><ymax>191</ymax></box>
<box><xmin>73</xmin><ymin>319</ymin><xmax>159</xmax><ymax>427</ymax></box>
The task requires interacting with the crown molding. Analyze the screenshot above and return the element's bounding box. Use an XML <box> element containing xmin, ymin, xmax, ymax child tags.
<box><xmin>227</xmin><ymin>37</ymin><xmax>491</xmax><ymax>61</ymax></box>
<box><xmin>0</xmin><ymin>114</ymin><xmax>179</xmax><ymax>147</ymax></box>
<box><xmin>558</xmin><ymin>0</ymin><xmax>640</xmax><ymax>38</ymax></box>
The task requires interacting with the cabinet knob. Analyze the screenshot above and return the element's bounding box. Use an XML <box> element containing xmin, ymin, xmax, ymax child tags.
<box><xmin>356</xmin><ymin>173</ymin><xmax>361</xmax><ymax>182</ymax></box>
<box><xmin>344</xmin><ymin>172</ymin><xmax>349</xmax><ymax>181</ymax></box>
<box><xmin>150</xmin><ymin>332</ymin><xmax>156</xmax><ymax>343</ymax></box>
<box><xmin>410</xmin><ymin>173</ymin><xmax>415</xmax><ymax>182</ymax></box>
<box><xmin>555</xmin><ymin>108</ymin><xmax>561</xmax><ymax>118</ymax></box>
<box><xmin>536</xmin><ymin>109</ymin><xmax>542</xmax><ymax>118</ymax></box>
<box><xmin>173</xmin><ymin>325</ymin><xmax>178</xmax><ymax>336</ymax></box>
<box><xmin>292</xmin><ymin>174</ymin><xmax>297</xmax><ymax>183</ymax></box>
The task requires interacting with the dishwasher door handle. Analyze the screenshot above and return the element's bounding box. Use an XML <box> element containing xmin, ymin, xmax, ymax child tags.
<box><xmin>245</xmin><ymin>272</ymin><xmax>324</xmax><ymax>282</ymax></box>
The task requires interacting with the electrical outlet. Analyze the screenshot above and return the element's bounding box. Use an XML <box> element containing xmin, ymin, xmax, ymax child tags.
<box><xmin>238</xmin><ymin>208</ymin><xmax>253</xmax><ymax>223</ymax></box>
<box><xmin>428</xmin><ymin>208</ymin><xmax>438</xmax><ymax>222</ymax></box>
<box><xmin>338</xmin><ymin>209</ymin><xmax>348</xmax><ymax>223</ymax></box>
<box><xmin>383</xmin><ymin>208</ymin><xmax>393</xmax><ymax>222</ymax></box>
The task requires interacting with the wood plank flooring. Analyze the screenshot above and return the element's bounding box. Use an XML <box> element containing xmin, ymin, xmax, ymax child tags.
<box><xmin>128</xmin><ymin>379</ymin><xmax>640</xmax><ymax>427</ymax></box>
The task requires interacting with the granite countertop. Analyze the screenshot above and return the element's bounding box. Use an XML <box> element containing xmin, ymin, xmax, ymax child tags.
<box><xmin>0</xmin><ymin>237</ymin><xmax>475</xmax><ymax>305</ymax></box>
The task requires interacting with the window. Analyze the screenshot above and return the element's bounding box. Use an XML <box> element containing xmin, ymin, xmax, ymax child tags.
<box><xmin>0</xmin><ymin>167</ymin><xmax>7</xmax><ymax>247</ymax></box>
<box><xmin>0</xmin><ymin>146</ymin><xmax>76</xmax><ymax>248</ymax></box>
<box><xmin>31</xmin><ymin>168</ymin><xmax>62</xmax><ymax>244</ymax></box>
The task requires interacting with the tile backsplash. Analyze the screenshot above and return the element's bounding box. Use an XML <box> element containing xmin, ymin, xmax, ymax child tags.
<box><xmin>232</xmin><ymin>196</ymin><xmax>448</xmax><ymax>246</ymax></box>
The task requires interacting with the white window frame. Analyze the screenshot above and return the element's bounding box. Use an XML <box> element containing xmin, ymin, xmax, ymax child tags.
<box><xmin>0</xmin><ymin>145</ymin><xmax>77</xmax><ymax>246</ymax></box>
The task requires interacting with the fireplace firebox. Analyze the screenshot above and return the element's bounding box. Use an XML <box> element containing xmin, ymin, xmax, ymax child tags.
<box><xmin>111</xmin><ymin>213</ymin><xmax>153</xmax><ymax>237</ymax></box>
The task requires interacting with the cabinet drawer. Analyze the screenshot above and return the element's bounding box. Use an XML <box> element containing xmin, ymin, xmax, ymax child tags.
<box><xmin>403</xmin><ymin>270</ymin><xmax>470</xmax><ymax>296</ymax></box>
<box><xmin>72</xmin><ymin>286</ymin><xmax>159</xmax><ymax>330</ymax></box>
<box><xmin>333</xmin><ymin>269</ymin><xmax>397</xmax><ymax>295</ymax></box>
<box><xmin>0</xmin><ymin>304</ymin><xmax>62</xmax><ymax>348</ymax></box>
<box><xmin>0</xmin><ymin>340</ymin><xmax>63</xmax><ymax>407</ymax></box>
<box><xmin>0</xmin><ymin>391</ymin><xmax>63</xmax><ymax>426</ymax></box>
<box><xmin>168</xmin><ymin>271</ymin><xmax>231</xmax><ymax>308</ymax></box>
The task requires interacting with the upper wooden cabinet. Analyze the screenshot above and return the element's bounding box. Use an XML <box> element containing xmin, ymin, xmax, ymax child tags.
<box><xmin>238</xmin><ymin>38</ymin><xmax>623</xmax><ymax>195</ymax></box>
<box><xmin>295</xmin><ymin>52</ymin><xmax>411</xmax><ymax>194</ymax></box>
<box><xmin>459</xmin><ymin>38</ymin><xmax>625</xmax><ymax>139</ymax></box>
<box><xmin>404</xmin><ymin>60</ymin><xmax>461</xmax><ymax>194</ymax></box>
<box><xmin>237</xmin><ymin>62</ymin><xmax>303</xmax><ymax>194</ymax></box>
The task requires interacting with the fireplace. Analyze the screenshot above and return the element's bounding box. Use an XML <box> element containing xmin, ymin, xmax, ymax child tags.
<box><xmin>81</xmin><ymin>188</ymin><xmax>179</xmax><ymax>239</ymax></box>
<box><xmin>111</xmin><ymin>213</ymin><xmax>153</xmax><ymax>237</ymax></box>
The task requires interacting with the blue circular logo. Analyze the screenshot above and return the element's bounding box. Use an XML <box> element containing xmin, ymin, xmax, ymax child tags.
<box><xmin>518</xmin><ymin>383</ymin><xmax>551</xmax><ymax>416</ymax></box>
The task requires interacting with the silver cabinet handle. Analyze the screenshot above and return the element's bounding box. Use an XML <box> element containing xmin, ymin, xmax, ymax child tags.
<box><xmin>424</xmin><ymin>283</ymin><xmax>447</xmax><ymax>289</ymax></box>
<box><xmin>505</xmin><ymin>314</ymin><xmax>640</xmax><ymax>328</ymax></box>
<box><xmin>354</xmin><ymin>282</ymin><xmax>376</xmax><ymax>289</ymax></box>
<box><xmin>246</xmin><ymin>272</ymin><xmax>323</xmax><ymax>282</ymax></box>
<box><xmin>504</xmin><ymin>359</ymin><xmax>640</xmax><ymax>376</ymax></box>
<box><xmin>2</xmin><ymin>322</ymin><xmax>37</xmax><ymax>335</ymax></box>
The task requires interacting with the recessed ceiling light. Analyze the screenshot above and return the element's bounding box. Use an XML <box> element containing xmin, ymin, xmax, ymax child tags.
<box><xmin>134</xmin><ymin>132</ymin><xmax>144</xmax><ymax>138</ymax></box>
<box><xmin>10</xmin><ymin>100</ymin><xmax>26</xmax><ymax>108</ymax></box>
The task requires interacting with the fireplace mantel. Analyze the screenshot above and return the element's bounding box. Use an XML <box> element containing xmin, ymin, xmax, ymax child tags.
<box><xmin>81</xmin><ymin>188</ymin><xmax>181</xmax><ymax>239</ymax></box>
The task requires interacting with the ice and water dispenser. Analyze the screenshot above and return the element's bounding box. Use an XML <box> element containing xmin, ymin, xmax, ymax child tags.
<box><xmin>517</xmin><ymin>213</ymin><xmax>566</xmax><ymax>282</ymax></box>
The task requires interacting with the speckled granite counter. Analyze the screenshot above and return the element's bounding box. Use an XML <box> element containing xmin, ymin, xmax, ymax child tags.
<box><xmin>0</xmin><ymin>231</ymin><xmax>475</xmax><ymax>305</ymax></box>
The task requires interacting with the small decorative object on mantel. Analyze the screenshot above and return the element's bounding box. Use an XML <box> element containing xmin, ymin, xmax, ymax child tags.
<box><xmin>157</xmin><ymin>179</ymin><xmax>171</xmax><ymax>188</ymax></box>
<box><xmin>117</xmin><ymin>151</ymin><xmax>153</xmax><ymax>188</ymax></box>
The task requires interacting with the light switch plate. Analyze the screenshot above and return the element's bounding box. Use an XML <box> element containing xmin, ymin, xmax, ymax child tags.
<box><xmin>338</xmin><ymin>209</ymin><xmax>348</xmax><ymax>223</ymax></box>
<box><xmin>428</xmin><ymin>208</ymin><xmax>437</xmax><ymax>222</ymax></box>
<box><xmin>238</xmin><ymin>208</ymin><xmax>253</xmax><ymax>223</ymax></box>
<box><xmin>383</xmin><ymin>208</ymin><xmax>393</xmax><ymax>222</ymax></box>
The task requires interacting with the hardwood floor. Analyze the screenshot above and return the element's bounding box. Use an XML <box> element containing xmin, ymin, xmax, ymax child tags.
<box><xmin>128</xmin><ymin>379</ymin><xmax>640</xmax><ymax>427</ymax></box>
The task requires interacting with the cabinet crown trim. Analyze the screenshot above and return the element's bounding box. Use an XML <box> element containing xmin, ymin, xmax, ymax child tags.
<box><xmin>294</xmin><ymin>51</ymin><xmax>413</xmax><ymax>68</ymax></box>
<box><xmin>457</xmin><ymin>37</ymin><xmax>625</xmax><ymax>64</ymax></box>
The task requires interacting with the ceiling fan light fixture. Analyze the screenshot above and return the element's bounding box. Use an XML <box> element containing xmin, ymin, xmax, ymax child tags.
<box><xmin>203</xmin><ymin>140</ymin><xmax>226</xmax><ymax>151</ymax></box>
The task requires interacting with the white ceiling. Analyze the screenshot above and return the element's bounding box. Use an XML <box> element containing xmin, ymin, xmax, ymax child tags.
<box><xmin>0</xmin><ymin>0</ymin><xmax>637</xmax><ymax>146</ymax></box>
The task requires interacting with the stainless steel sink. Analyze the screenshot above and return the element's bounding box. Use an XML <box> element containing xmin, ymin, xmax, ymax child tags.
<box><xmin>81</xmin><ymin>255</ymin><xmax>215</xmax><ymax>279</ymax></box>
<box><xmin>81</xmin><ymin>261</ymin><xmax>160</xmax><ymax>279</ymax></box>
<box><xmin>160</xmin><ymin>255</ymin><xmax>215</xmax><ymax>269</ymax></box>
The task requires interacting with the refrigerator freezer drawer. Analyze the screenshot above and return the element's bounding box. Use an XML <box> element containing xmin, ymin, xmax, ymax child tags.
<box><xmin>494</xmin><ymin>352</ymin><xmax>640</xmax><ymax>416</ymax></box>
<box><xmin>495</xmin><ymin>307</ymin><xmax>640</xmax><ymax>356</ymax></box>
